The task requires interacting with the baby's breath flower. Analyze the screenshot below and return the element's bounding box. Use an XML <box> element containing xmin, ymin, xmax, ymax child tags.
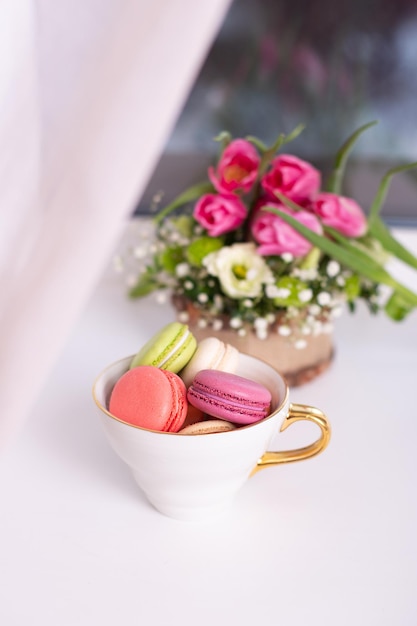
<box><xmin>317</xmin><ymin>292</ymin><xmax>332</xmax><ymax>306</ymax></box>
<box><xmin>298</xmin><ymin>288</ymin><xmax>313</xmax><ymax>303</ymax></box>
<box><xmin>327</xmin><ymin>260</ymin><xmax>340</xmax><ymax>277</ymax></box>
<box><xmin>256</xmin><ymin>328</ymin><xmax>268</xmax><ymax>340</ymax></box>
<box><xmin>230</xmin><ymin>316</ymin><xmax>243</xmax><ymax>329</ymax></box>
<box><xmin>155</xmin><ymin>291</ymin><xmax>168</xmax><ymax>304</ymax></box>
<box><xmin>254</xmin><ymin>317</ymin><xmax>268</xmax><ymax>331</ymax></box>
<box><xmin>278</xmin><ymin>325</ymin><xmax>291</xmax><ymax>337</ymax></box>
<box><xmin>176</xmin><ymin>262</ymin><xmax>190</xmax><ymax>277</ymax></box>
<box><xmin>330</xmin><ymin>305</ymin><xmax>344</xmax><ymax>318</ymax></box>
<box><xmin>295</xmin><ymin>268</ymin><xmax>318</xmax><ymax>281</ymax></box>
<box><xmin>213</xmin><ymin>294</ymin><xmax>223</xmax><ymax>309</ymax></box>
<box><xmin>177</xmin><ymin>311</ymin><xmax>189</xmax><ymax>323</ymax></box>
<box><xmin>212</xmin><ymin>318</ymin><xmax>223</xmax><ymax>331</ymax></box>
<box><xmin>133</xmin><ymin>246</ymin><xmax>148</xmax><ymax>259</ymax></box>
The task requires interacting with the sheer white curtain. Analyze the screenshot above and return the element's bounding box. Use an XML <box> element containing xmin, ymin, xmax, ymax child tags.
<box><xmin>0</xmin><ymin>0</ymin><xmax>231</xmax><ymax>451</ymax></box>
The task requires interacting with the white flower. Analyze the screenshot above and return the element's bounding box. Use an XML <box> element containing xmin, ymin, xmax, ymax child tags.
<box><xmin>327</xmin><ymin>260</ymin><xmax>341</xmax><ymax>277</ymax></box>
<box><xmin>295</xmin><ymin>268</ymin><xmax>318</xmax><ymax>281</ymax></box>
<box><xmin>281</xmin><ymin>252</ymin><xmax>293</xmax><ymax>263</ymax></box>
<box><xmin>254</xmin><ymin>317</ymin><xmax>268</xmax><ymax>330</ymax></box>
<box><xmin>317</xmin><ymin>292</ymin><xmax>332</xmax><ymax>306</ymax></box>
<box><xmin>212</xmin><ymin>319</ymin><xmax>223</xmax><ymax>331</ymax></box>
<box><xmin>276</xmin><ymin>288</ymin><xmax>291</xmax><ymax>299</ymax></box>
<box><xmin>197</xmin><ymin>293</ymin><xmax>209</xmax><ymax>303</ymax></box>
<box><xmin>256</xmin><ymin>328</ymin><xmax>268</xmax><ymax>340</ymax></box>
<box><xmin>155</xmin><ymin>291</ymin><xmax>168</xmax><ymax>304</ymax></box>
<box><xmin>214</xmin><ymin>294</ymin><xmax>223</xmax><ymax>309</ymax></box>
<box><xmin>133</xmin><ymin>245</ymin><xmax>148</xmax><ymax>259</ymax></box>
<box><xmin>177</xmin><ymin>311</ymin><xmax>189</xmax><ymax>323</ymax></box>
<box><xmin>203</xmin><ymin>243</ymin><xmax>273</xmax><ymax>299</ymax></box>
<box><xmin>278</xmin><ymin>325</ymin><xmax>291</xmax><ymax>337</ymax></box>
<box><xmin>330</xmin><ymin>305</ymin><xmax>344</xmax><ymax>318</ymax></box>
<box><xmin>266</xmin><ymin>285</ymin><xmax>291</xmax><ymax>299</ymax></box>
<box><xmin>175</xmin><ymin>262</ymin><xmax>190</xmax><ymax>278</ymax></box>
<box><xmin>298</xmin><ymin>288</ymin><xmax>313</xmax><ymax>303</ymax></box>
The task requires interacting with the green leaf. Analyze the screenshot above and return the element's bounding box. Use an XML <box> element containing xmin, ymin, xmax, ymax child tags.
<box><xmin>154</xmin><ymin>181</ymin><xmax>214</xmax><ymax>224</ymax></box>
<box><xmin>384</xmin><ymin>292</ymin><xmax>415</xmax><ymax>321</ymax></box>
<box><xmin>213</xmin><ymin>131</ymin><xmax>232</xmax><ymax>150</ymax></box>
<box><xmin>263</xmin><ymin>201</ymin><xmax>417</xmax><ymax>312</ymax></box>
<box><xmin>368</xmin><ymin>161</ymin><xmax>417</xmax><ymax>221</ymax></box>
<box><xmin>365</xmin><ymin>161</ymin><xmax>417</xmax><ymax>270</ymax></box>
<box><xmin>368</xmin><ymin>217</ymin><xmax>417</xmax><ymax>270</ymax></box>
<box><xmin>272</xmin><ymin>276</ymin><xmax>309</xmax><ymax>308</ymax></box>
<box><xmin>326</xmin><ymin>121</ymin><xmax>378</xmax><ymax>194</ymax></box>
<box><xmin>279</xmin><ymin>123</ymin><xmax>306</xmax><ymax>147</ymax></box>
<box><xmin>299</xmin><ymin>246</ymin><xmax>320</xmax><ymax>270</ymax></box>
<box><xmin>128</xmin><ymin>276</ymin><xmax>160</xmax><ymax>298</ymax></box>
<box><xmin>344</xmin><ymin>275</ymin><xmax>360</xmax><ymax>301</ymax></box>
<box><xmin>186</xmin><ymin>236</ymin><xmax>224</xmax><ymax>267</ymax></box>
<box><xmin>245</xmin><ymin>135</ymin><xmax>269</xmax><ymax>152</ymax></box>
<box><xmin>245</xmin><ymin>124</ymin><xmax>305</xmax><ymax>159</ymax></box>
<box><xmin>158</xmin><ymin>245</ymin><xmax>184</xmax><ymax>274</ymax></box>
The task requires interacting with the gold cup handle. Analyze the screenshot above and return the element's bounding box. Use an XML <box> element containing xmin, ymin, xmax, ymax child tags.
<box><xmin>251</xmin><ymin>403</ymin><xmax>331</xmax><ymax>476</ymax></box>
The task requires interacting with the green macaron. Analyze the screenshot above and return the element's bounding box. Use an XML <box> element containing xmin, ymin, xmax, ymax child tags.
<box><xmin>129</xmin><ymin>322</ymin><xmax>197</xmax><ymax>373</ymax></box>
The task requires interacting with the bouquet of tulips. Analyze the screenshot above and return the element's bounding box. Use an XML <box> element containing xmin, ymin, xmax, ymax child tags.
<box><xmin>127</xmin><ymin>122</ymin><xmax>417</xmax><ymax>340</ymax></box>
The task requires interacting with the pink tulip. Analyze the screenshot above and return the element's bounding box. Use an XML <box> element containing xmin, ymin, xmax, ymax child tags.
<box><xmin>261</xmin><ymin>154</ymin><xmax>321</xmax><ymax>204</ymax></box>
<box><xmin>311</xmin><ymin>192</ymin><xmax>367</xmax><ymax>237</ymax></box>
<box><xmin>251</xmin><ymin>202</ymin><xmax>322</xmax><ymax>257</ymax></box>
<box><xmin>194</xmin><ymin>193</ymin><xmax>247</xmax><ymax>237</ymax></box>
<box><xmin>208</xmin><ymin>139</ymin><xmax>260</xmax><ymax>194</ymax></box>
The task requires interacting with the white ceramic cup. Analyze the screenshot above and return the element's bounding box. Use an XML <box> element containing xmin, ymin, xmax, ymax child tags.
<box><xmin>93</xmin><ymin>354</ymin><xmax>331</xmax><ymax>521</ymax></box>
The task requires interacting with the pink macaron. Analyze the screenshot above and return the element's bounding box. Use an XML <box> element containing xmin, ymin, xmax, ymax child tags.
<box><xmin>187</xmin><ymin>369</ymin><xmax>272</xmax><ymax>426</ymax></box>
<box><xmin>109</xmin><ymin>365</ymin><xmax>188</xmax><ymax>432</ymax></box>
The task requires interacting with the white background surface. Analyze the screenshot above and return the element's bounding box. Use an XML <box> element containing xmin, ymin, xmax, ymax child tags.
<box><xmin>1</xmin><ymin>226</ymin><xmax>417</xmax><ymax>625</ymax></box>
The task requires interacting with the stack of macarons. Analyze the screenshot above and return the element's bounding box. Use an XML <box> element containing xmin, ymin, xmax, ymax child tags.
<box><xmin>108</xmin><ymin>322</ymin><xmax>272</xmax><ymax>435</ymax></box>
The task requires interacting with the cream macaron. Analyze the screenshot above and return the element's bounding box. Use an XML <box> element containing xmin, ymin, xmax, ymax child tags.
<box><xmin>180</xmin><ymin>336</ymin><xmax>239</xmax><ymax>388</ymax></box>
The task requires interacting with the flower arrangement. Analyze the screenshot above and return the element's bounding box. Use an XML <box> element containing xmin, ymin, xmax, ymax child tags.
<box><xmin>127</xmin><ymin>122</ymin><xmax>417</xmax><ymax>343</ymax></box>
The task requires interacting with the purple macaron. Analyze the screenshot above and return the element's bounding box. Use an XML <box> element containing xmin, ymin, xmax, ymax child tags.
<box><xmin>187</xmin><ymin>369</ymin><xmax>272</xmax><ymax>425</ymax></box>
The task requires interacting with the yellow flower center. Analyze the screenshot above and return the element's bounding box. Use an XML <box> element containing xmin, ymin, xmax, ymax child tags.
<box><xmin>232</xmin><ymin>264</ymin><xmax>247</xmax><ymax>279</ymax></box>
